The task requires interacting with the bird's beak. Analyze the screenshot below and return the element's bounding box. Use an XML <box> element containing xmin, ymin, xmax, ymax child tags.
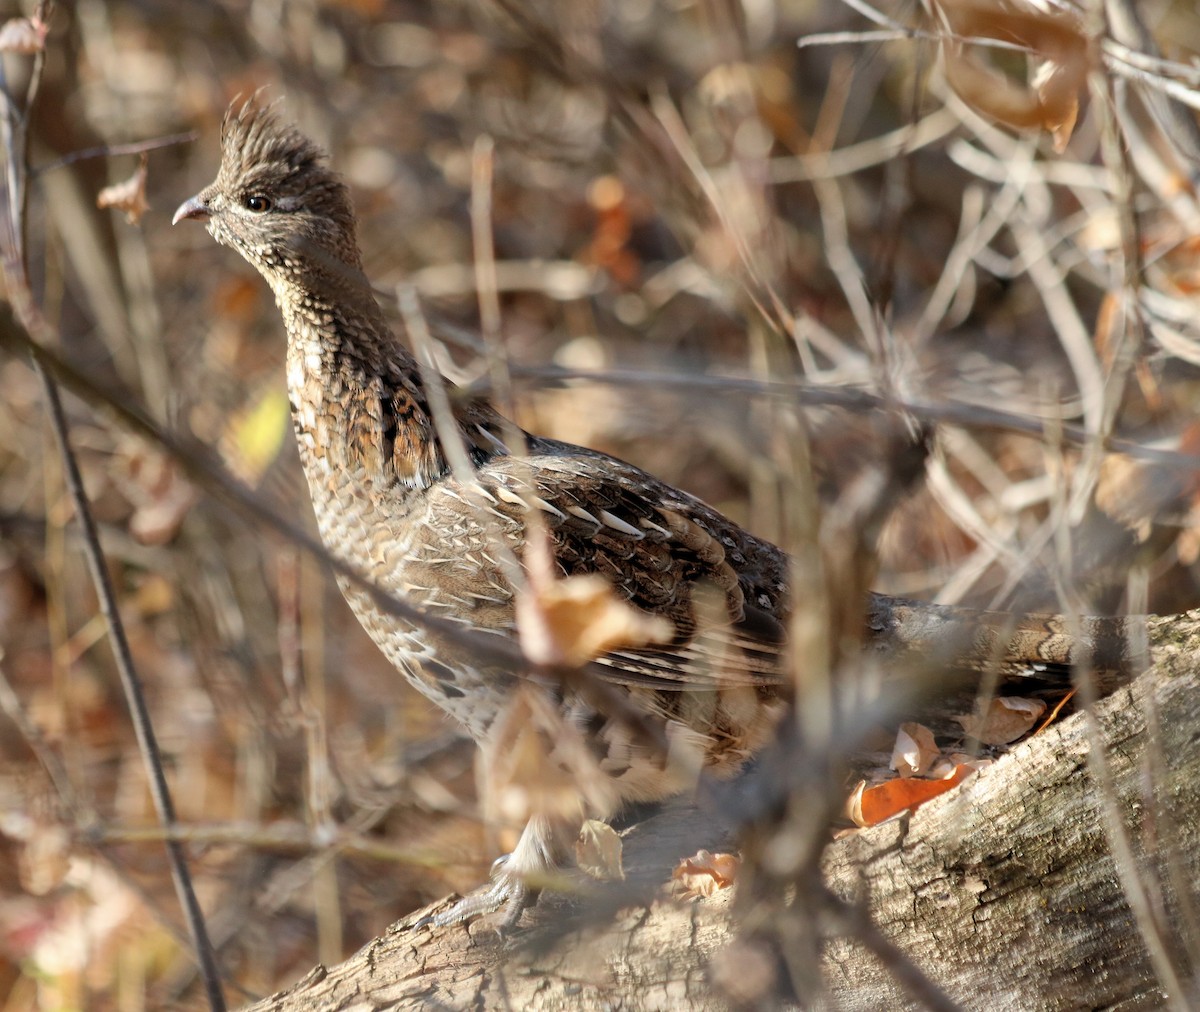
<box><xmin>172</xmin><ymin>194</ymin><xmax>211</xmax><ymax>225</ymax></box>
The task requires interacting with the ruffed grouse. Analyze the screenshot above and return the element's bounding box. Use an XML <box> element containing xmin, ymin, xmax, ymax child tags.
<box><xmin>173</xmin><ymin>101</ymin><xmax>1134</xmax><ymax>926</ymax></box>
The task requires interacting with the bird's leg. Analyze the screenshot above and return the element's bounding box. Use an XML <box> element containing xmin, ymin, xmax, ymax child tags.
<box><xmin>428</xmin><ymin>813</ymin><xmax>567</xmax><ymax>930</ymax></box>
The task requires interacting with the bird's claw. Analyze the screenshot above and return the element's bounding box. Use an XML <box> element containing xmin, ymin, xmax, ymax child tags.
<box><xmin>415</xmin><ymin>852</ymin><xmax>537</xmax><ymax>932</ymax></box>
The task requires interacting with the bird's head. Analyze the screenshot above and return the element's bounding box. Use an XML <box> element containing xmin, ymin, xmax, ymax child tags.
<box><xmin>173</xmin><ymin>100</ymin><xmax>365</xmax><ymax>294</ymax></box>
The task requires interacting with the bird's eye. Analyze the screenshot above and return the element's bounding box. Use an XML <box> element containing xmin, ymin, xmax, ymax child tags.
<box><xmin>244</xmin><ymin>194</ymin><xmax>272</xmax><ymax>213</ymax></box>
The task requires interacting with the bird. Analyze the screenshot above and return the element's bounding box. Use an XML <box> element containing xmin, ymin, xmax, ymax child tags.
<box><xmin>173</xmin><ymin>99</ymin><xmax>1138</xmax><ymax>927</ymax></box>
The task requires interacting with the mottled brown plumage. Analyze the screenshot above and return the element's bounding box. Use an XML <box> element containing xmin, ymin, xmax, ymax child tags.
<box><xmin>174</xmin><ymin>101</ymin><xmax>1138</xmax><ymax>925</ymax></box>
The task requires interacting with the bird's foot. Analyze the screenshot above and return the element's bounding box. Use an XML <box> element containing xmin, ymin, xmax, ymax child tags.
<box><xmin>417</xmin><ymin>853</ymin><xmax>535</xmax><ymax>932</ymax></box>
<box><xmin>415</xmin><ymin>815</ymin><xmax>568</xmax><ymax>932</ymax></box>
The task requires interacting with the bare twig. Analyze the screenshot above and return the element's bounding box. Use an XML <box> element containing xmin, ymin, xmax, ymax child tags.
<box><xmin>0</xmin><ymin>7</ymin><xmax>226</xmax><ymax>1006</ymax></box>
<box><xmin>32</xmin><ymin>369</ymin><xmax>229</xmax><ymax>1010</ymax></box>
<box><xmin>35</xmin><ymin>130</ymin><xmax>198</xmax><ymax>174</ymax></box>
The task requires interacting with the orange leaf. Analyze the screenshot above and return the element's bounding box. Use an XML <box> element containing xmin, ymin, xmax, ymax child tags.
<box><xmin>847</xmin><ymin>764</ymin><xmax>978</xmax><ymax>827</ymax></box>
<box><xmin>672</xmin><ymin>850</ymin><xmax>741</xmax><ymax>898</ymax></box>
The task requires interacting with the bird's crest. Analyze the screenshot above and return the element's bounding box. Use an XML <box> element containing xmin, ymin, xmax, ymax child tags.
<box><xmin>217</xmin><ymin>97</ymin><xmax>326</xmax><ymax>194</ymax></box>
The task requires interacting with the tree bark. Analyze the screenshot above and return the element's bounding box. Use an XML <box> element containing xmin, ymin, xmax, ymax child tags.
<box><xmin>242</xmin><ymin>613</ymin><xmax>1200</xmax><ymax>1010</ymax></box>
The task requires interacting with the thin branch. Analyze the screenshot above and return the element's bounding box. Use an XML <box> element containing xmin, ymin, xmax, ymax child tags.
<box><xmin>0</xmin><ymin>9</ymin><xmax>225</xmax><ymax>1003</ymax></box>
<box><xmin>32</xmin><ymin>365</ymin><xmax>229</xmax><ymax>1011</ymax></box>
<box><xmin>5</xmin><ymin>315</ymin><xmax>1199</xmax><ymax>505</ymax></box>
<box><xmin>766</xmin><ymin>107</ymin><xmax>959</xmax><ymax>184</ymax></box>
<box><xmin>35</xmin><ymin>130</ymin><xmax>198</xmax><ymax>174</ymax></box>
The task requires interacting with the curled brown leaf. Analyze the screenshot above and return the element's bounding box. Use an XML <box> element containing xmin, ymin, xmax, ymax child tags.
<box><xmin>97</xmin><ymin>154</ymin><xmax>150</xmax><ymax>226</ymax></box>
<box><xmin>516</xmin><ymin>572</ymin><xmax>672</xmax><ymax>668</ymax></box>
<box><xmin>934</xmin><ymin>0</ymin><xmax>1087</xmax><ymax>151</ymax></box>
<box><xmin>956</xmin><ymin>695</ymin><xmax>1047</xmax><ymax>745</ymax></box>
<box><xmin>890</xmin><ymin>721</ymin><xmax>939</xmax><ymax>778</ymax></box>
<box><xmin>672</xmin><ymin>850</ymin><xmax>740</xmax><ymax>898</ymax></box>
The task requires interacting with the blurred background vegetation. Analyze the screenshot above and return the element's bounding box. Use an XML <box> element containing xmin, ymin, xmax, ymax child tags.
<box><xmin>2</xmin><ymin>0</ymin><xmax>1200</xmax><ymax>1006</ymax></box>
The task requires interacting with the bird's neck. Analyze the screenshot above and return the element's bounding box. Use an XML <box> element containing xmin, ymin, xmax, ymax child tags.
<box><xmin>274</xmin><ymin>268</ymin><xmax>401</xmax><ymax>367</ymax></box>
<box><xmin>276</xmin><ymin>269</ymin><xmax>397</xmax><ymax>388</ymax></box>
<box><xmin>275</xmin><ymin>273</ymin><xmax>454</xmax><ymax>493</ymax></box>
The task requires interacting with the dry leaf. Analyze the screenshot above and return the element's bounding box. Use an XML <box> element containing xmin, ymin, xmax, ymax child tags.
<box><xmin>97</xmin><ymin>154</ymin><xmax>150</xmax><ymax>225</ymax></box>
<box><xmin>517</xmin><ymin>572</ymin><xmax>672</xmax><ymax>668</ymax></box>
<box><xmin>575</xmin><ymin>819</ymin><xmax>625</xmax><ymax>881</ymax></box>
<box><xmin>672</xmin><ymin>850</ymin><xmax>740</xmax><ymax>898</ymax></box>
<box><xmin>0</xmin><ymin>16</ymin><xmax>48</xmax><ymax>54</ymax></box>
<box><xmin>935</xmin><ymin>0</ymin><xmax>1086</xmax><ymax>151</ymax></box>
<box><xmin>846</xmin><ymin>764</ymin><xmax>978</xmax><ymax>828</ymax></box>
<box><xmin>956</xmin><ymin>696</ymin><xmax>1047</xmax><ymax>745</ymax></box>
<box><xmin>485</xmin><ymin>693</ymin><xmax>576</xmax><ymax>825</ymax></box>
<box><xmin>481</xmin><ymin>686</ymin><xmax>616</xmax><ymax>829</ymax></box>
<box><xmin>890</xmin><ymin>722</ymin><xmax>939</xmax><ymax>778</ymax></box>
<box><xmin>844</xmin><ymin>780</ymin><xmax>869</xmax><ymax>828</ymax></box>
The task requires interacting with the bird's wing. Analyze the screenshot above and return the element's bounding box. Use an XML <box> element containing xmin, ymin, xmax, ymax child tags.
<box><xmin>473</xmin><ymin>442</ymin><xmax>793</xmax><ymax>691</ymax></box>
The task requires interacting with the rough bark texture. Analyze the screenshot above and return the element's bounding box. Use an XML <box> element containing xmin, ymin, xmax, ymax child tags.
<box><xmin>242</xmin><ymin>613</ymin><xmax>1200</xmax><ymax>1010</ymax></box>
